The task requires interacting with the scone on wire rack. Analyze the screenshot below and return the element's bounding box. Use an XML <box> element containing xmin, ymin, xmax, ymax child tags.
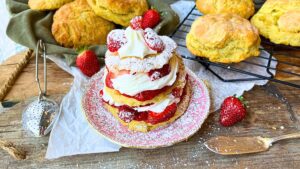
<box><xmin>186</xmin><ymin>14</ymin><xmax>261</xmax><ymax>63</ymax></box>
<box><xmin>195</xmin><ymin>0</ymin><xmax>255</xmax><ymax>19</ymax></box>
<box><xmin>28</xmin><ymin>0</ymin><xmax>74</xmax><ymax>11</ymax></box>
<box><xmin>251</xmin><ymin>0</ymin><xmax>300</xmax><ymax>47</ymax></box>
<box><xmin>52</xmin><ymin>0</ymin><xmax>115</xmax><ymax>48</ymax></box>
<box><xmin>87</xmin><ymin>0</ymin><xmax>149</xmax><ymax>26</ymax></box>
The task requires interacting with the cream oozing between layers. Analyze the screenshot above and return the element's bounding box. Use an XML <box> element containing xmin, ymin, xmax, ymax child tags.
<box><xmin>102</xmin><ymin>87</ymin><xmax>180</xmax><ymax>113</ymax></box>
<box><xmin>111</xmin><ymin>56</ymin><xmax>178</xmax><ymax>96</ymax></box>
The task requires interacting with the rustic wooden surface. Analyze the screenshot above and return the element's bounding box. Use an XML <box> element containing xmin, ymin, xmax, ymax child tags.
<box><xmin>0</xmin><ymin>51</ymin><xmax>300</xmax><ymax>169</ymax></box>
<box><xmin>0</xmin><ymin>52</ymin><xmax>73</xmax><ymax>101</ymax></box>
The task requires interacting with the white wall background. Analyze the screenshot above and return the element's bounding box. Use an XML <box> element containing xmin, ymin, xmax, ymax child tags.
<box><xmin>0</xmin><ymin>1</ymin><xmax>26</xmax><ymax>63</ymax></box>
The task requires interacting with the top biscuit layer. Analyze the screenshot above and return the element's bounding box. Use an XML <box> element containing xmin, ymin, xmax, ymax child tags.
<box><xmin>87</xmin><ymin>0</ymin><xmax>148</xmax><ymax>26</ymax></box>
<box><xmin>196</xmin><ymin>0</ymin><xmax>255</xmax><ymax>19</ymax></box>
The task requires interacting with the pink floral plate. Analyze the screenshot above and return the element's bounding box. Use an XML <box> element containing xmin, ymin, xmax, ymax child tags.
<box><xmin>81</xmin><ymin>68</ymin><xmax>210</xmax><ymax>148</ymax></box>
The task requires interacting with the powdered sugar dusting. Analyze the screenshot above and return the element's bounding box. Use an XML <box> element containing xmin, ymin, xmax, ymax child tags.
<box><xmin>81</xmin><ymin>68</ymin><xmax>210</xmax><ymax>148</ymax></box>
<box><xmin>144</xmin><ymin>28</ymin><xmax>165</xmax><ymax>52</ymax></box>
<box><xmin>105</xmin><ymin>36</ymin><xmax>177</xmax><ymax>72</ymax></box>
<box><xmin>107</xmin><ymin>30</ymin><xmax>127</xmax><ymax>52</ymax></box>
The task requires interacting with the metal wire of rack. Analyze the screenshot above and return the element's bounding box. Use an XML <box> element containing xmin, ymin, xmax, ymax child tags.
<box><xmin>171</xmin><ymin>5</ymin><xmax>300</xmax><ymax>89</ymax></box>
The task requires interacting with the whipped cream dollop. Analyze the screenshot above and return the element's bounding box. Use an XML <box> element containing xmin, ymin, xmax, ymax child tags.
<box><xmin>106</xmin><ymin>36</ymin><xmax>177</xmax><ymax>73</ymax></box>
<box><xmin>110</xmin><ymin>56</ymin><xmax>179</xmax><ymax>96</ymax></box>
<box><xmin>118</xmin><ymin>27</ymin><xmax>157</xmax><ymax>59</ymax></box>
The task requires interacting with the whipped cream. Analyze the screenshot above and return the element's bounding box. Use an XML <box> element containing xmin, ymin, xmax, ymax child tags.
<box><xmin>118</xmin><ymin>27</ymin><xmax>157</xmax><ymax>59</ymax></box>
<box><xmin>102</xmin><ymin>87</ymin><xmax>179</xmax><ymax>113</ymax></box>
<box><xmin>134</xmin><ymin>95</ymin><xmax>179</xmax><ymax>113</ymax></box>
<box><xmin>111</xmin><ymin>56</ymin><xmax>178</xmax><ymax>96</ymax></box>
<box><xmin>106</xmin><ymin>37</ymin><xmax>177</xmax><ymax>73</ymax></box>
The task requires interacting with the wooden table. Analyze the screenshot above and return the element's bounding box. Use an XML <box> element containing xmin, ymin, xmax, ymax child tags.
<box><xmin>0</xmin><ymin>50</ymin><xmax>300</xmax><ymax>169</ymax></box>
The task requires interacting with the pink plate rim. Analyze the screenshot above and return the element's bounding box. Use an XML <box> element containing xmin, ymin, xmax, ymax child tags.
<box><xmin>81</xmin><ymin>68</ymin><xmax>210</xmax><ymax>149</ymax></box>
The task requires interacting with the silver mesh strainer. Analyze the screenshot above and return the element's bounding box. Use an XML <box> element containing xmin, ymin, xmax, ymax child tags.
<box><xmin>22</xmin><ymin>40</ymin><xmax>59</xmax><ymax>137</ymax></box>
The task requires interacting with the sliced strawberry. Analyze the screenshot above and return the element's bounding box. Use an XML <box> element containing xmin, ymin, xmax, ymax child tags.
<box><xmin>147</xmin><ymin>103</ymin><xmax>177</xmax><ymax>124</ymax></box>
<box><xmin>144</xmin><ymin>28</ymin><xmax>165</xmax><ymax>52</ymax></box>
<box><xmin>148</xmin><ymin>64</ymin><xmax>170</xmax><ymax>81</ymax></box>
<box><xmin>129</xmin><ymin>86</ymin><xmax>170</xmax><ymax>101</ymax></box>
<box><xmin>99</xmin><ymin>90</ymin><xmax>104</xmax><ymax>97</ymax></box>
<box><xmin>107</xmin><ymin>30</ymin><xmax>127</xmax><ymax>52</ymax></box>
<box><xmin>142</xmin><ymin>9</ymin><xmax>161</xmax><ymax>29</ymax></box>
<box><xmin>118</xmin><ymin>106</ymin><xmax>135</xmax><ymax>123</ymax></box>
<box><xmin>105</xmin><ymin>70</ymin><xmax>115</xmax><ymax>88</ymax></box>
<box><xmin>105</xmin><ymin>68</ymin><xmax>131</xmax><ymax>88</ymax></box>
<box><xmin>134</xmin><ymin>112</ymin><xmax>148</xmax><ymax>121</ymax></box>
<box><xmin>130</xmin><ymin>16</ymin><xmax>143</xmax><ymax>30</ymax></box>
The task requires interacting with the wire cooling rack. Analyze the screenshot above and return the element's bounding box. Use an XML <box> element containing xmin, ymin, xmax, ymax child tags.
<box><xmin>171</xmin><ymin>5</ymin><xmax>300</xmax><ymax>89</ymax></box>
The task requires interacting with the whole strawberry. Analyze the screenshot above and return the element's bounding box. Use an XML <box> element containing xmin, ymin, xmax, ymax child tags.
<box><xmin>76</xmin><ymin>50</ymin><xmax>100</xmax><ymax>77</ymax></box>
<box><xmin>142</xmin><ymin>9</ymin><xmax>161</xmax><ymax>29</ymax></box>
<box><xmin>219</xmin><ymin>96</ymin><xmax>246</xmax><ymax>127</ymax></box>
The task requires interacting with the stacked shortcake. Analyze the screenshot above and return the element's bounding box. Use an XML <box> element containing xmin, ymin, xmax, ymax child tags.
<box><xmin>101</xmin><ymin>17</ymin><xmax>191</xmax><ymax>132</ymax></box>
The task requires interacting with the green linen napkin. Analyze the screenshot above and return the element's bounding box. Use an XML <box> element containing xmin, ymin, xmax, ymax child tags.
<box><xmin>6</xmin><ymin>0</ymin><xmax>179</xmax><ymax>65</ymax></box>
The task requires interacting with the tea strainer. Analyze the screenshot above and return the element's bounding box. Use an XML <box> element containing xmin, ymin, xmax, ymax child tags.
<box><xmin>22</xmin><ymin>40</ymin><xmax>59</xmax><ymax>137</ymax></box>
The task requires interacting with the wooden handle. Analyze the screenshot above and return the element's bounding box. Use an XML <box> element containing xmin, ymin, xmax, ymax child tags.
<box><xmin>271</xmin><ymin>132</ymin><xmax>300</xmax><ymax>143</ymax></box>
<box><xmin>0</xmin><ymin>140</ymin><xmax>26</xmax><ymax>160</ymax></box>
<box><xmin>0</xmin><ymin>50</ymin><xmax>33</xmax><ymax>101</ymax></box>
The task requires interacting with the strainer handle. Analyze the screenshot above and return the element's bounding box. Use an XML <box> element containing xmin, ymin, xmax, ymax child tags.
<box><xmin>35</xmin><ymin>40</ymin><xmax>47</xmax><ymax>99</ymax></box>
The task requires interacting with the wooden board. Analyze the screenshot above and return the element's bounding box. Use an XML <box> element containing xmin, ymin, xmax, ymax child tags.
<box><xmin>0</xmin><ymin>51</ymin><xmax>73</xmax><ymax>101</ymax></box>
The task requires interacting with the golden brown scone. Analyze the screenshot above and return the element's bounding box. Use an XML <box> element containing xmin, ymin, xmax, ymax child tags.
<box><xmin>28</xmin><ymin>0</ymin><xmax>74</xmax><ymax>11</ymax></box>
<box><xmin>87</xmin><ymin>0</ymin><xmax>148</xmax><ymax>26</ymax></box>
<box><xmin>186</xmin><ymin>14</ymin><xmax>261</xmax><ymax>63</ymax></box>
<box><xmin>251</xmin><ymin>0</ymin><xmax>300</xmax><ymax>46</ymax></box>
<box><xmin>52</xmin><ymin>0</ymin><xmax>115</xmax><ymax>48</ymax></box>
<box><xmin>104</xmin><ymin>80</ymin><xmax>192</xmax><ymax>132</ymax></box>
<box><xmin>196</xmin><ymin>0</ymin><xmax>255</xmax><ymax>19</ymax></box>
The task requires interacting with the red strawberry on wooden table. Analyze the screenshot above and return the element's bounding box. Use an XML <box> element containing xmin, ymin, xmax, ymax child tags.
<box><xmin>76</xmin><ymin>50</ymin><xmax>100</xmax><ymax>77</ymax></box>
<box><xmin>219</xmin><ymin>96</ymin><xmax>247</xmax><ymax>127</ymax></box>
<box><xmin>142</xmin><ymin>9</ymin><xmax>161</xmax><ymax>29</ymax></box>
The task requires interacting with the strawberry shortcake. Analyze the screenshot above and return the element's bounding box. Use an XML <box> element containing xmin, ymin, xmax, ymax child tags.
<box><xmin>100</xmin><ymin>17</ymin><xmax>191</xmax><ymax>132</ymax></box>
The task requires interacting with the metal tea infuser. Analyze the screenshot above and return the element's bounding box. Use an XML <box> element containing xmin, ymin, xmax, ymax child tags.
<box><xmin>22</xmin><ymin>40</ymin><xmax>59</xmax><ymax>137</ymax></box>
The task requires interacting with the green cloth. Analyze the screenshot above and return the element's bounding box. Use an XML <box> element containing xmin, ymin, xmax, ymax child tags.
<box><xmin>6</xmin><ymin>0</ymin><xmax>179</xmax><ymax>65</ymax></box>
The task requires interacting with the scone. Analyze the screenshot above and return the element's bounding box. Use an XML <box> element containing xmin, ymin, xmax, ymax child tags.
<box><xmin>100</xmin><ymin>22</ymin><xmax>191</xmax><ymax>132</ymax></box>
<box><xmin>52</xmin><ymin>0</ymin><xmax>115</xmax><ymax>48</ymax></box>
<box><xmin>196</xmin><ymin>0</ymin><xmax>255</xmax><ymax>19</ymax></box>
<box><xmin>87</xmin><ymin>0</ymin><xmax>148</xmax><ymax>26</ymax></box>
<box><xmin>251</xmin><ymin>0</ymin><xmax>300</xmax><ymax>46</ymax></box>
<box><xmin>28</xmin><ymin>0</ymin><xmax>74</xmax><ymax>11</ymax></box>
<box><xmin>186</xmin><ymin>14</ymin><xmax>261</xmax><ymax>63</ymax></box>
